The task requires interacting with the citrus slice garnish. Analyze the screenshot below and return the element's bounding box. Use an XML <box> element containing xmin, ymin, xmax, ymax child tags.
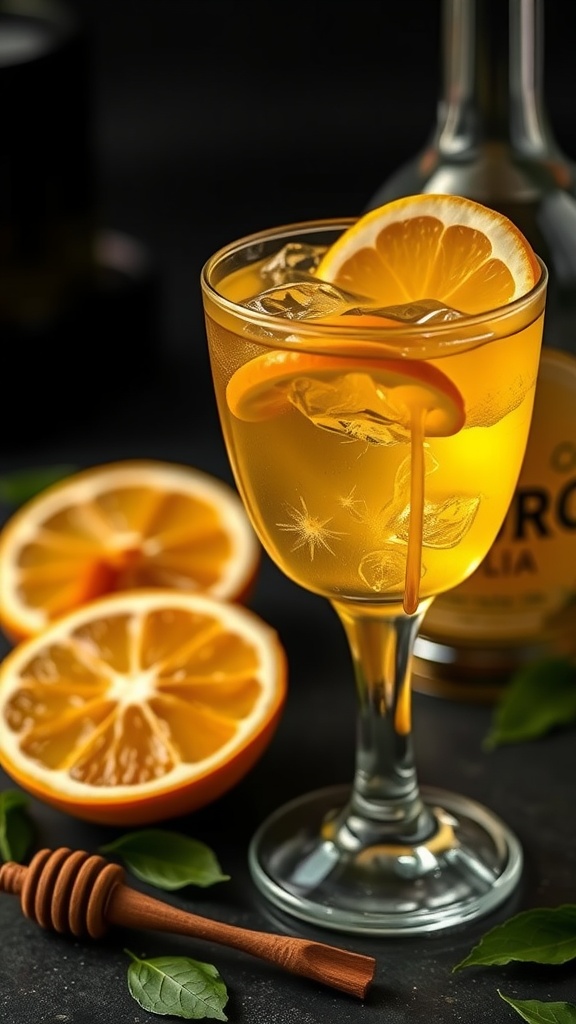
<box><xmin>227</xmin><ymin>350</ymin><xmax>465</xmax><ymax>438</ymax></box>
<box><xmin>316</xmin><ymin>193</ymin><xmax>540</xmax><ymax>312</ymax></box>
<box><xmin>0</xmin><ymin>589</ymin><xmax>287</xmax><ymax>825</ymax></box>
<box><xmin>0</xmin><ymin>460</ymin><xmax>260</xmax><ymax>640</ymax></box>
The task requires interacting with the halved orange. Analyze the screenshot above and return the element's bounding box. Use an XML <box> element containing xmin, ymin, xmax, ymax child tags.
<box><xmin>0</xmin><ymin>460</ymin><xmax>260</xmax><ymax>641</ymax></box>
<box><xmin>0</xmin><ymin>589</ymin><xmax>287</xmax><ymax>825</ymax></box>
<box><xmin>316</xmin><ymin>193</ymin><xmax>541</xmax><ymax>313</ymax></box>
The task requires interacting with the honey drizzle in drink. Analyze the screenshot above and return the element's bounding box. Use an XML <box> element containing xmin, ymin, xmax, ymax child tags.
<box><xmin>405</xmin><ymin>412</ymin><xmax>425</xmax><ymax>614</ymax></box>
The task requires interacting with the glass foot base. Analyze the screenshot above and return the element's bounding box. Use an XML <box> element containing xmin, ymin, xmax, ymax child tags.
<box><xmin>248</xmin><ymin>784</ymin><xmax>523</xmax><ymax>935</ymax></box>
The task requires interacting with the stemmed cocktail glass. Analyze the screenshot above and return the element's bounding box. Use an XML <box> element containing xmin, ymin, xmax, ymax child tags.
<box><xmin>200</xmin><ymin>205</ymin><xmax>547</xmax><ymax>936</ymax></box>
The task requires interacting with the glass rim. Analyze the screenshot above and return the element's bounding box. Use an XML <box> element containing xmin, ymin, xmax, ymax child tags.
<box><xmin>200</xmin><ymin>216</ymin><xmax>548</xmax><ymax>354</ymax></box>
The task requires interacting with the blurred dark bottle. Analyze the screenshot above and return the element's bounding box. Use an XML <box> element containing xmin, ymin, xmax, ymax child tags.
<box><xmin>0</xmin><ymin>0</ymin><xmax>156</xmax><ymax>445</ymax></box>
<box><xmin>368</xmin><ymin>0</ymin><xmax>576</xmax><ymax>700</ymax></box>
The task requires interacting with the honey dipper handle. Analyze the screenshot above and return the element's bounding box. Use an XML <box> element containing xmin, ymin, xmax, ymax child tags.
<box><xmin>0</xmin><ymin>853</ymin><xmax>375</xmax><ymax>998</ymax></box>
<box><xmin>107</xmin><ymin>885</ymin><xmax>375</xmax><ymax>999</ymax></box>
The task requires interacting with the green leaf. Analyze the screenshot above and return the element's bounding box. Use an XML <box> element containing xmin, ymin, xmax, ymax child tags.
<box><xmin>499</xmin><ymin>990</ymin><xmax>576</xmax><ymax>1023</ymax></box>
<box><xmin>453</xmin><ymin>905</ymin><xmax>576</xmax><ymax>970</ymax></box>
<box><xmin>99</xmin><ymin>830</ymin><xmax>230</xmax><ymax>890</ymax></box>
<box><xmin>485</xmin><ymin>657</ymin><xmax>576</xmax><ymax>749</ymax></box>
<box><xmin>0</xmin><ymin>466</ymin><xmax>76</xmax><ymax>506</ymax></box>
<box><xmin>125</xmin><ymin>949</ymin><xmax>228</xmax><ymax>1020</ymax></box>
<box><xmin>0</xmin><ymin>789</ymin><xmax>35</xmax><ymax>863</ymax></box>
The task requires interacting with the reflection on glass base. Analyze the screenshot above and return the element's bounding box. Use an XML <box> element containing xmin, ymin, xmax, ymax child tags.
<box><xmin>248</xmin><ymin>784</ymin><xmax>522</xmax><ymax>936</ymax></box>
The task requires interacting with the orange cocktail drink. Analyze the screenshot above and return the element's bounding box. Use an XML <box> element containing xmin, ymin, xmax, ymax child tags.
<box><xmin>201</xmin><ymin>195</ymin><xmax>547</xmax><ymax>935</ymax></box>
<box><xmin>205</xmin><ymin>200</ymin><xmax>545</xmax><ymax>615</ymax></box>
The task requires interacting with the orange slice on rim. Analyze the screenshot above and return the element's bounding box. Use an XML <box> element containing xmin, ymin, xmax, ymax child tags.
<box><xmin>0</xmin><ymin>589</ymin><xmax>287</xmax><ymax>825</ymax></box>
<box><xmin>0</xmin><ymin>460</ymin><xmax>260</xmax><ymax>641</ymax></box>
<box><xmin>316</xmin><ymin>193</ymin><xmax>540</xmax><ymax>312</ymax></box>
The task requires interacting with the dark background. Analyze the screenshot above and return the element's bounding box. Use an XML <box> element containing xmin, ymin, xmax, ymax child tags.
<box><xmin>71</xmin><ymin>0</ymin><xmax>576</xmax><ymax>366</ymax></box>
<box><xmin>1</xmin><ymin>3</ymin><xmax>576</xmax><ymax>1023</ymax></box>
<box><xmin>5</xmin><ymin>0</ymin><xmax>576</xmax><ymax>468</ymax></box>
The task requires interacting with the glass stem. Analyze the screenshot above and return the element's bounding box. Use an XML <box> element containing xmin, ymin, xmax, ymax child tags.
<box><xmin>330</xmin><ymin>599</ymin><xmax>437</xmax><ymax>849</ymax></box>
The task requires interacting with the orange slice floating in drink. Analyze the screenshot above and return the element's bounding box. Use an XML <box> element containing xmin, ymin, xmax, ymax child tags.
<box><xmin>227</xmin><ymin>350</ymin><xmax>465</xmax><ymax>436</ymax></box>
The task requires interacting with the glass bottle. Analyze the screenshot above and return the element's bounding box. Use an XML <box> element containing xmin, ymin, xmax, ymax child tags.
<box><xmin>368</xmin><ymin>0</ymin><xmax>576</xmax><ymax>700</ymax></box>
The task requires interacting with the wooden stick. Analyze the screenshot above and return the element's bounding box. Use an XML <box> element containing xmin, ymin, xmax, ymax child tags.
<box><xmin>0</xmin><ymin>847</ymin><xmax>375</xmax><ymax>999</ymax></box>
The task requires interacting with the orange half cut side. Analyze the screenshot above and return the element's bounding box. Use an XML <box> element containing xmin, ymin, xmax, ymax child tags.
<box><xmin>0</xmin><ymin>459</ymin><xmax>261</xmax><ymax>640</ymax></box>
<box><xmin>0</xmin><ymin>589</ymin><xmax>287</xmax><ymax>825</ymax></box>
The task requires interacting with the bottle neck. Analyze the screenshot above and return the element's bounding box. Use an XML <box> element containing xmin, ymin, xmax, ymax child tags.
<box><xmin>437</xmin><ymin>0</ymin><xmax>555</xmax><ymax>159</ymax></box>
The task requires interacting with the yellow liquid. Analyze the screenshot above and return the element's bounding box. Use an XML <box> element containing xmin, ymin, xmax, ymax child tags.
<box><xmin>205</xmin><ymin>262</ymin><xmax>544</xmax><ymax>611</ymax></box>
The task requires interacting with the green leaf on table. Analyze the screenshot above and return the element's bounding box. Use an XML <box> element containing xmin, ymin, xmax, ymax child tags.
<box><xmin>0</xmin><ymin>465</ymin><xmax>76</xmax><ymax>507</ymax></box>
<box><xmin>499</xmin><ymin>990</ymin><xmax>576</xmax><ymax>1024</ymax></box>
<box><xmin>0</xmin><ymin>790</ymin><xmax>35</xmax><ymax>863</ymax></box>
<box><xmin>100</xmin><ymin>829</ymin><xmax>230</xmax><ymax>890</ymax></box>
<box><xmin>453</xmin><ymin>905</ymin><xmax>576</xmax><ymax>970</ymax></box>
<box><xmin>484</xmin><ymin>657</ymin><xmax>576</xmax><ymax>749</ymax></box>
<box><xmin>125</xmin><ymin>949</ymin><xmax>228</xmax><ymax>1020</ymax></box>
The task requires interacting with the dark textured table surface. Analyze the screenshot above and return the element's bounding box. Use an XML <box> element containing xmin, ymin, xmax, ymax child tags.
<box><xmin>1</xmin><ymin>357</ymin><xmax>575</xmax><ymax>1022</ymax></box>
<box><xmin>1</xmin><ymin>2</ymin><xmax>575</xmax><ymax>1020</ymax></box>
<box><xmin>0</xmin><ymin>537</ymin><xmax>574</xmax><ymax>1023</ymax></box>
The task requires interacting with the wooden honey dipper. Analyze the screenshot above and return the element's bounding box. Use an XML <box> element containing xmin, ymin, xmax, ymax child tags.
<box><xmin>0</xmin><ymin>847</ymin><xmax>376</xmax><ymax>999</ymax></box>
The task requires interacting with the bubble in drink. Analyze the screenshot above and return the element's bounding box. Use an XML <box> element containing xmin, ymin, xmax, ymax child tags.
<box><xmin>358</xmin><ymin>545</ymin><xmax>422</xmax><ymax>593</ymax></box>
<box><xmin>243</xmin><ymin>281</ymin><xmax>355</xmax><ymax>320</ymax></box>
<box><xmin>387</xmin><ymin>493</ymin><xmax>482</xmax><ymax>549</ymax></box>
<box><xmin>465</xmin><ymin>372</ymin><xmax>536</xmax><ymax>427</ymax></box>
<box><xmin>374</xmin><ymin>299</ymin><xmax>464</xmax><ymax>324</ymax></box>
<box><xmin>245</xmin><ymin>278</ymin><xmax>465</xmax><ymax>326</ymax></box>
<box><xmin>260</xmin><ymin>243</ymin><xmax>328</xmax><ymax>286</ymax></box>
<box><xmin>289</xmin><ymin>372</ymin><xmax>412</xmax><ymax>445</ymax></box>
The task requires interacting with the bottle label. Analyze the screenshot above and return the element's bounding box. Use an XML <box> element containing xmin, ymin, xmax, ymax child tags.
<box><xmin>422</xmin><ymin>347</ymin><xmax>576</xmax><ymax>641</ymax></box>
